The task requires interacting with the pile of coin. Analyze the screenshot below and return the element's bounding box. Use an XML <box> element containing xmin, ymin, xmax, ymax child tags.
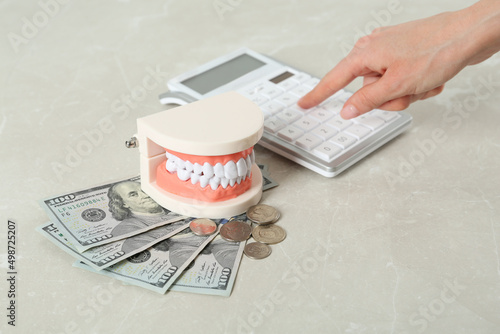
<box><xmin>244</xmin><ymin>203</ymin><xmax>286</xmax><ymax>260</ymax></box>
<box><xmin>189</xmin><ymin>204</ymin><xmax>285</xmax><ymax>260</ymax></box>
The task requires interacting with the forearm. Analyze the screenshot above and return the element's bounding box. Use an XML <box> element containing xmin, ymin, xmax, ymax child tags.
<box><xmin>461</xmin><ymin>0</ymin><xmax>500</xmax><ymax>65</ymax></box>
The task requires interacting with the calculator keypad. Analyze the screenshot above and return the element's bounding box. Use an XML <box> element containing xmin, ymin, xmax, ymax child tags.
<box><xmin>237</xmin><ymin>70</ymin><xmax>402</xmax><ymax>167</ymax></box>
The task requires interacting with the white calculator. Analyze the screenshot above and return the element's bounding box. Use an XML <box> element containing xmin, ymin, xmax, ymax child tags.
<box><xmin>159</xmin><ymin>48</ymin><xmax>412</xmax><ymax>177</ymax></box>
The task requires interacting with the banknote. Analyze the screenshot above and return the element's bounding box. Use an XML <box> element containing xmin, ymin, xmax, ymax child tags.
<box><xmin>39</xmin><ymin>176</ymin><xmax>185</xmax><ymax>252</ymax></box>
<box><xmin>36</xmin><ymin>218</ymin><xmax>191</xmax><ymax>271</ymax></box>
<box><xmin>259</xmin><ymin>164</ymin><xmax>278</xmax><ymax>191</ymax></box>
<box><xmin>73</xmin><ymin>222</ymin><xmax>224</xmax><ymax>294</ymax></box>
<box><xmin>258</xmin><ymin>164</ymin><xmax>269</xmax><ymax>173</ymax></box>
<box><xmin>169</xmin><ymin>214</ymin><xmax>248</xmax><ymax>297</ymax></box>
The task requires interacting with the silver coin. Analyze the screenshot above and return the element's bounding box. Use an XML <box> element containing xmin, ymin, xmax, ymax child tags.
<box><xmin>247</xmin><ymin>204</ymin><xmax>280</xmax><ymax>225</ymax></box>
<box><xmin>252</xmin><ymin>224</ymin><xmax>286</xmax><ymax>244</ymax></box>
<box><xmin>220</xmin><ymin>220</ymin><xmax>252</xmax><ymax>242</ymax></box>
<box><xmin>244</xmin><ymin>242</ymin><xmax>272</xmax><ymax>260</ymax></box>
<box><xmin>189</xmin><ymin>218</ymin><xmax>217</xmax><ymax>236</ymax></box>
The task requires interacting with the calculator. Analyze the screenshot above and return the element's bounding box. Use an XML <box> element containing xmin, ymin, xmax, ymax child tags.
<box><xmin>159</xmin><ymin>48</ymin><xmax>412</xmax><ymax>177</ymax></box>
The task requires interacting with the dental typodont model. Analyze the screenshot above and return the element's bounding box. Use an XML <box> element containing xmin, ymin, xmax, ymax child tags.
<box><xmin>131</xmin><ymin>92</ymin><xmax>264</xmax><ymax>218</ymax></box>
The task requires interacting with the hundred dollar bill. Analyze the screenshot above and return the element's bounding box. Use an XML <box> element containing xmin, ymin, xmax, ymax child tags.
<box><xmin>73</xmin><ymin>221</ymin><xmax>226</xmax><ymax>294</ymax></box>
<box><xmin>259</xmin><ymin>164</ymin><xmax>278</xmax><ymax>191</ymax></box>
<box><xmin>258</xmin><ymin>164</ymin><xmax>269</xmax><ymax>173</ymax></box>
<box><xmin>36</xmin><ymin>218</ymin><xmax>191</xmax><ymax>271</ymax></box>
<box><xmin>39</xmin><ymin>176</ymin><xmax>185</xmax><ymax>252</ymax></box>
<box><xmin>169</xmin><ymin>214</ymin><xmax>248</xmax><ymax>297</ymax></box>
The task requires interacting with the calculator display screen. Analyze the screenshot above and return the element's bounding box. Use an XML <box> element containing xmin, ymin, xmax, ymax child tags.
<box><xmin>269</xmin><ymin>71</ymin><xmax>294</xmax><ymax>84</ymax></box>
<box><xmin>181</xmin><ymin>54</ymin><xmax>265</xmax><ymax>94</ymax></box>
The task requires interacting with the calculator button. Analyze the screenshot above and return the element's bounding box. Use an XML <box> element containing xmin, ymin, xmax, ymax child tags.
<box><xmin>293</xmin><ymin>72</ymin><xmax>312</xmax><ymax>83</ymax></box>
<box><xmin>321</xmin><ymin>99</ymin><xmax>343</xmax><ymax>114</ymax></box>
<box><xmin>295</xmin><ymin>133</ymin><xmax>322</xmax><ymax>151</ymax></box>
<box><xmin>276</xmin><ymin>109</ymin><xmax>302</xmax><ymax>124</ymax></box>
<box><xmin>330</xmin><ymin>89</ymin><xmax>349</xmax><ymax>99</ymax></box>
<box><xmin>277</xmin><ymin>78</ymin><xmax>299</xmax><ymax>90</ymax></box>
<box><xmin>290</xmin><ymin>104</ymin><xmax>307</xmax><ymax>113</ymax></box>
<box><xmin>277</xmin><ymin>125</ymin><xmax>304</xmax><ymax>142</ymax></box>
<box><xmin>336</xmin><ymin>90</ymin><xmax>353</xmax><ymax>101</ymax></box>
<box><xmin>260</xmin><ymin>85</ymin><xmax>285</xmax><ymax>99</ymax></box>
<box><xmin>311</xmin><ymin>124</ymin><xmax>337</xmax><ymax>140</ymax></box>
<box><xmin>372</xmin><ymin>110</ymin><xmax>400</xmax><ymax>122</ymax></box>
<box><xmin>250</xmin><ymin>95</ymin><xmax>269</xmax><ymax>105</ymax></box>
<box><xmin>275</xmin><ymin>93</ymin><xmax>300</xmax><ymax>107</ymax></box>
<box><xmin>303</xmin><ymin>77</ymin><xmax>320</xmax><ymax>88</ymax></box>
<box><xmin>329</xmin><ymin>133</ymin><xmax>357</xmax><ymax>149</ymax></box>
<box><xmin>313</xmin><ymin>142</ymin><xmax>343</xmax><ymax>161</ymax></box>
<box><xmin>264</xmin><ymin>117</ymin><xmax>287</xmax><ymax>133</ymax></box>
<box><xmin>308</xmin><ymin>108</ymin><xmax>335</xmax><ymax>122</ymax></box>
<box><xmin>344</xmin><ymin>124</ymin><xmax>371</xmax><ymax>139</ymax></box>
<box><xmin>261</xmin><ymin>100</ymin><xmax>285</xmax><ymax>117</ymax></box>
<box><xmin>353</xmin><ymin>114</ymin><xmax>385</xmax><ymax>130</ymax></box>
<box><xmin>288</xmin><ymin>85</ymin><xmax>312</xmax><ymax>98</ymax></box>
<box><xmin>293</xmin><ymin>116</ymin><xmax>320</xmax><ymax>132</ymax></box>
<box><xmin>327</xmin><ymin>116</ymin><xmax>353</xmax><ymax>131</ymax></box>
<box><xmin>239</xmin><ymin>91</ymin><xmax>269</xmax><ymax>106</ymax></box>
<box><xmin>241</xmin><ymin>84</ymin><xmax>261</xmax><ymax>97</ymax></box>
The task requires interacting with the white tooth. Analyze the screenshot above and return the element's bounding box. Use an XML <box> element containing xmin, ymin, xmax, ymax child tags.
<box><xmin>237</xmin><ymin>158</ymin><xmax>247</xmax><ymax>177</ymax></box>
<box><xmin>185</xmin><ymin>161</ymin><xmax>193</xmax><ymax>172</ymax></box>
<box><xmin>194</xmin><ymin>163</ymin><xmax>203</xmax><ymax>175</ymax></box>
<box><xmin>177</xmin><ymin>168</ymin><xmax>190</xmax><ymax>181</ymax></box>
<box><xmin>224</xmin><ymin>161</ymin><xmax>238</xmax><ymax>179</ymax></box>
<box><xmin>191</xmin><ymin>172</ymin><xmax>200</xmax><ymax>185</ymax></box>
<box><xmin>220</xmin><ymin>177</ymin><xmax>229</xmax><ymax>189</ymax></box>
<box><xmin>209</xmin><ymin>177</ymin><xmax>220</xmax><ymax>190</ymax></box>
<box><xmin>166</xmin><ymin>159</ymin><xmax>177</xmax><ymax>173</ymax></box>
<box><xmin>214</xmin><ymin>163</ymin><xmax>225</xmax><ymax>178</ymax></box>
<box><xmin>175</xmin><ymin>158</ymin><xmax>186</xmax><ymax>170</ymax></box>
<box><xmin>166</xmin><ymin>152</ymin><xmax>173</xmax><ymax>159</ymax></box>
<box><xmin>246</xmin><ymin>155</ymin><xmax>252</xmax><ymax>172</ymax></box>
<box><xmin>199</xmin><ymin>175</ymin><xmax>210</xmax><ymax>188</ymax></box>
<box><xmin>241</xmin><ymin>174</ymin><xmax>247</xmax><ymax>181</ymax></box>
<box><xmin>236</xmin><ymin>177</ymin><xmax>242</xmax><ymax>184</ymax></box>
<box><xmin>229</xmin><ymin>178</ymin><xmax>236</xmax><ymax>187</ymax></box>
<box><xmin>203</xmin><ymin>162</ymin><xmax>214</xmax><ymax>178</ymax></box>
<box><xmin>250</xmin><ymin>150</ymin><xmax>255</xmax><ymax>164</ymax></box>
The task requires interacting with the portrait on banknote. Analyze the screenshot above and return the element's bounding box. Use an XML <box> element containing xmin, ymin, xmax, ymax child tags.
<box><xmin>107</xmin><ymin>180</ymin><xmax>173</xmax><ymax>235</ymax></box>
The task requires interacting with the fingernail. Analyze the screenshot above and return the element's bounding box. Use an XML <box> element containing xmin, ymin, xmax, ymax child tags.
<box><xmin>340</xmin><ymin>104</ymin><xmax>359</xmax><ymax>119</ymax></box>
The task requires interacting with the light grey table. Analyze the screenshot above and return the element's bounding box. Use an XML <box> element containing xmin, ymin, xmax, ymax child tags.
<box><xmin>1</xmin><ymin>1</ymin><xmax>499</xmax><ymax>333</ymax></box>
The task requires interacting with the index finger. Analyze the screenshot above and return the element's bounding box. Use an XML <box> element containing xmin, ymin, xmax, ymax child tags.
<box><xmin>298</xmin><ymin>57</ymin><xmax>358</xmax><ymax>109</ymax></box>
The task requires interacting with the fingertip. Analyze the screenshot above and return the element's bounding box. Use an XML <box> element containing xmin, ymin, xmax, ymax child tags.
<box><xmin>340</xmin><ymin>104</ymin><xmax>361</xmax><ymax>119</ymax></box>
<box><xmin>298</xmin><ymin>90</ymin><xmax>323</xmax><ymax>109</ymax></box>
<box><xmin>297</xmin><ymin>95</ymin><xmax>312</xmax><ymax>109</ymax></box>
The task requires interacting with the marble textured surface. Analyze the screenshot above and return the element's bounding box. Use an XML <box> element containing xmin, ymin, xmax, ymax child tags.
<box><xmin>1</xmin><ymin>0</ymin><xmax>499</xmax><ymax>333</ymax></box>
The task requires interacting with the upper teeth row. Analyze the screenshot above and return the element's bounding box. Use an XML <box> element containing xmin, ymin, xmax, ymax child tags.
<box><xmin>165</xmin><ymin>151</ymin><xmax>255</xmax><ymax>190</ymax></box>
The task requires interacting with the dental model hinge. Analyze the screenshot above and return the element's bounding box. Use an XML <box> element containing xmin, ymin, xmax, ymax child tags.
<box><xmin>125</xmin><ymin>136</ymin><xmax>138</xmax><ymax>148</ymax></box>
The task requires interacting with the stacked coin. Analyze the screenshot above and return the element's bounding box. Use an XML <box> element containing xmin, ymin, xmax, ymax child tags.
<box><xmin>244</xmin><ymin>204</ymin><xmax>286</xmax><ymax>260</ymax></box>
<box><xmin>246</xmin><ymin>204</ymin><xmax>280</xmax><ymax>225</ymax></box>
